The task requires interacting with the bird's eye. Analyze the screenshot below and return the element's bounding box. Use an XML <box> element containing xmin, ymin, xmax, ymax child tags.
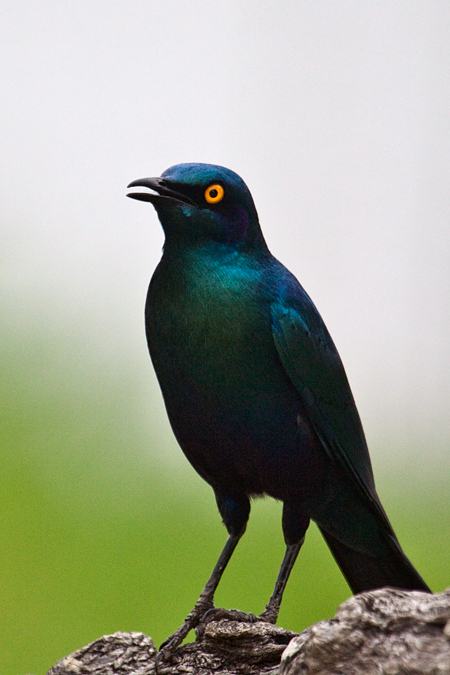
<box><xmin>204</xmin><ymin>184</ymin><xmax>224</xmax><ymax>204</ymax></box>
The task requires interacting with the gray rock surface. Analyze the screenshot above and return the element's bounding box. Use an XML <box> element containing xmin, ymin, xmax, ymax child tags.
<box><xmin>48</xmin><ymin>589</ymin><xmax>450</xmax><ymax>675</ymax></box>
<box><xmin>281</xmin><ymin>588</ymin><xmax>450</xmax><ymax>675</ymax></box>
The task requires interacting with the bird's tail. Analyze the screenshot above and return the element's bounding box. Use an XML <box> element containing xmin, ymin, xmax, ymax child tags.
<box><xmin>319</xmin><ymin>527</ymin><xmax>431</xmax><ymax>594</ymax></box>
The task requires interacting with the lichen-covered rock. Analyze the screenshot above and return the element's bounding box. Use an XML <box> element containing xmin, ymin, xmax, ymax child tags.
<box><xmin>47</xmin><ymin>589</ymin><xmax>450</xmax><ymax>675</ymax></box>
<box><xmin>47</xmin><ymin>632</ymin><xmax>157</xmax><ymax>675</ymax></box>
<box><xmin>280</xmin><ymin>588</ymin><xmax>450</xmax><ymax>675</ymax></box>
<box><xmin>47</xmin><ymin>621</ymin><xmax>296</xmax><ymax>675</ymax></box>
<box><xmin>153</xmin><ymin>620</ymin><xmax>296</xmax><ymax>675</ymax></box>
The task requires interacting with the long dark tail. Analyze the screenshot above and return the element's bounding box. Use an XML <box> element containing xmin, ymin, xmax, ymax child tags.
<box><xmin>320</xmin><ymin>527</ymin><xmax>431</xmax><ymax>594</ymax></box>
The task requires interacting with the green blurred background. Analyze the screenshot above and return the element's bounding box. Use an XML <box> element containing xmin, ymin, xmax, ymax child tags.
<box><xmin>1</xmin><ymin>319</ymin><xmax>449</xmax><ymax>675</ymax></box>
<box><xmin>1</xmin><ymin>3</ymin><xmax>450</xmax><ymax>674</ymax></box>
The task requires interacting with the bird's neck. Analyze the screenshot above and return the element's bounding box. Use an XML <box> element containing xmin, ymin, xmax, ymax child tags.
<box><xmin>161</xmin><ymin>232</ymin><xmax>269</xmax><ymax>262</ymax></box>
<box><xmin>150</xmin><ymin>239</ymin><xmax>272</xmax><ymax>309</ymax></box>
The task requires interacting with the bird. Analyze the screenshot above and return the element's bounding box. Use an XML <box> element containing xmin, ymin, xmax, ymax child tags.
<box><xmin>127</xmin><ymin>162</ymin><xmax>430</xmax><ymax>654</ymax></box>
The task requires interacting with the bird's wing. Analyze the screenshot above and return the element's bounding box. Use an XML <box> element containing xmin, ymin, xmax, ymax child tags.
<box><xmin>271</xmin><ymin>294</ymin><xmax>394</xmax><ymax>533</ymax></box>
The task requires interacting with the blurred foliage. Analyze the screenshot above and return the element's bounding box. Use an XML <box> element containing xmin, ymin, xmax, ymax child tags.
<box><xmin>0</xmin><ymin>329</ymin><xmax>448</xmax><ymax>675</ymax></box>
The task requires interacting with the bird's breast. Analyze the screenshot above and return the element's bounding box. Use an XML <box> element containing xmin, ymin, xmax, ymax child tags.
<box><xmin>146</xmin><ymin>252</ymin><xmax>273</xmax><ymax>394</ymax></box>
<box><xmin>144</xmin><ymin>249</ymin><xmax>324</xmax><ymax>500</ymax></box>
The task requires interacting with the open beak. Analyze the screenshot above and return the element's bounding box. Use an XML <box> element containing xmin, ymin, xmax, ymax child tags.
<box><xmin>126</xmin><ymin>177</ymin><xmax>196</xmax><ymax>206</ymax></box>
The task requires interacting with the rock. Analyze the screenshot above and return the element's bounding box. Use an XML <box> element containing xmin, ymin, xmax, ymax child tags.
<box><xmin>280</xmin><ymin>588</ymin><xmax>450</xmax><ymax>675</ymax></box>
<box><xmin>47</xmin><ymin>589</ymin><xmax>450</xmax><ymax>675</ymax></box>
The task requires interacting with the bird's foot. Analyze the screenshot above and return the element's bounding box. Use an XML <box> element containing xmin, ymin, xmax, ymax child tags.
<box><xmin>194</xmin><ymin>607</ymin><xmax>259</xmax><ymax>640</ymax></box>
<box><xmin>157</xmin><ymin>599</ymin><xmax>215</xmax><ymax>668</ymax></box>
<box><xmin>256</xmin><ymin>606</ymin><xmax>279</xmax><ymax>624</ymax></box>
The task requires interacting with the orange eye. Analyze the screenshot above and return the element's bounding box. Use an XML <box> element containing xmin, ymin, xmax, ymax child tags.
<box><xmin>204</xmin><ymin>184</ymin><xmax>224</xmax><ymax>204</ymax></box>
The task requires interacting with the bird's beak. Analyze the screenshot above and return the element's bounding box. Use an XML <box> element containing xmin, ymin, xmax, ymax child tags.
<box><xmin>126</xmin><ymin>177</ymin><xmax>196</xmax><ymax>206</ymax></box>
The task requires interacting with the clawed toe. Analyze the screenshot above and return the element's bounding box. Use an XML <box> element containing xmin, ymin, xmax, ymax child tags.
<box><xmin>195</xmin><ymin>607</ymin><xmax>261</xmax><ymax>640</ymax></box>
<box><xmin>158</xmin><ymin>634</ymin><xmax>181</xmax><ymax>654</ymax></box>
<box><xmin>200</xmin><ymin>607</ymin><xmax>261</xmax><ymax>626</ymax></box>
<box><xmin>257</xmin><ymin>608</ymin><xmax>278</xmax><ymax>624</ymax></box>
<box><xmin>157</xmin><ymin>604</ymin><xmax>267</xmax><ymax>669</ymax></box>
<box><xmin>158</xmin><ymin>603</ymin><xmax>215</xmax><ymax>662</ymax></box>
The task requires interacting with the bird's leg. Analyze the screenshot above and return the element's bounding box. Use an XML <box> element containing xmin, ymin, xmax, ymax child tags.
<box><xmin>257</xmin><ymin>501</ymin><xmax>309</xmax><ymax>624</ymax></box>
<box><xmin>197</xmin><ymin>538</ymin><xmax>305</xmax><ymax>633</ymax></box>
<box><xmin>258</xmin><ymin>538</ymin><xmax>304</xmax><ymax>624</ymax></box>
<box><xmin>158</xmin><ymin>533</ymin><xmax>241</xmax><ymax>656</ymax></box>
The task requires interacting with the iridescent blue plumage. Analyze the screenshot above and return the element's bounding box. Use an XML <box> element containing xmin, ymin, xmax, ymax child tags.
<box><xmin>127</xmin><ymin>162</ymin><xmax>430</xmax><ymax>654</ymax></box>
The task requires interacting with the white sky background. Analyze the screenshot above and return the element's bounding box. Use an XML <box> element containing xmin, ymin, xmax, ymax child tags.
<box><xmin>1</xmin><ymin>1</ymin><xmax>449</xmax><ymax>473</ymax></box>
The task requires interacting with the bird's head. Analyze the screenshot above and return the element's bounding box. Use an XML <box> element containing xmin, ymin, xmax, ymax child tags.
<box><xmin>127</xmin><ymin>163</ymin><xmax>266</xmax><ymax>250</ymax></box>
